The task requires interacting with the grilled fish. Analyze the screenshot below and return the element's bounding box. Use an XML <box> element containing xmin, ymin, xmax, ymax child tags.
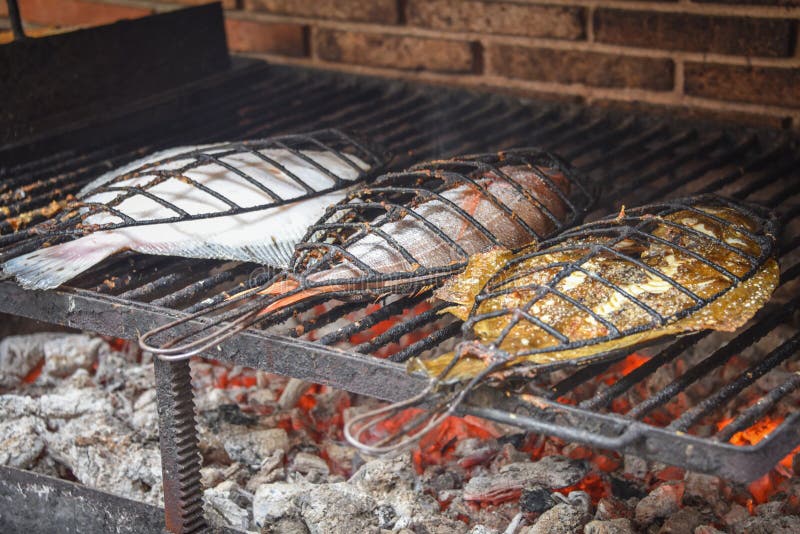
<box><xmin>2</xmin><ymin>131</ymin><xmax>383</xmax><ymax>290</ymax></box>
<box><xmin>419</xmin><ymin>195</ymin><xmax>779</xmax><ymax>379</ymax></box>
<box><xmin>139</xmin><ymin>149</ymin><xmax>594</xmax><ymax>358</ymax></box>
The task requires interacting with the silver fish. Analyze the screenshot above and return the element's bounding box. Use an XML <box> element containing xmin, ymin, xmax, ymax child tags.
<box><xmin>2</xmin><ymin>132</ymin><xmax>383</xmax><ymax>290</ymax></box>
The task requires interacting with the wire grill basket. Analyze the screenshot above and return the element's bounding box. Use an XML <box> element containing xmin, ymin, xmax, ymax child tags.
<box><xmin>345</xmin><ymin>195</ymin><xmax>780</xmax><ymax>454</ymax></box>
<box><xmin>139</xmin><ymin>148</ymin><xmax>595</xmax><ymax>360</ymax></box>
<box><xmin>457</xmin><ymin>194</ymin><xmax>779</xmax><ymax>376</ymax></box>
<box><xmin>0</xmin><ymin>129</ymin><xmax>386</xmax><ymax>256</ymax></box>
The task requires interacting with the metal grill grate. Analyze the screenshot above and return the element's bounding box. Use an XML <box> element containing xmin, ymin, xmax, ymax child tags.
<box><xmin>0</xmin><ymin>129</ymin><xmax>386</xmax><ymax>256</ymax></box>
<box><xmin>137</xmin><ymin>148</ymin><xmax>594</xmax><ymax>360</ymax></box>
<box><xmin>1</xmin><ymin>60</ymin><xmax>799</xmax><ymax>482</ymax></box>
<box><xmin>459</xmin><ymin>195</ymin><xmax>777</xmax><ymax>372</ymax></box>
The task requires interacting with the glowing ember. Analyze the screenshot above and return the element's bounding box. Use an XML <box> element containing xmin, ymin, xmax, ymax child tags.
<box><xmin>21</xmin><ymin>359</ymin><xmax>44</xmax><ymax>383</ymax></box>
<box><xmin>718</xmin><ymin>415</ymin><xmax>800</xmax><ymax>504</ymax></box>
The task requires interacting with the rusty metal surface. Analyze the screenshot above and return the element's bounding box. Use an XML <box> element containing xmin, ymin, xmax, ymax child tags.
<box><xmin>154</xmin><ymin>358</ymin><xmax>207</xmax><ymax>533</ymax></box>
<box><xmin>0</xmin><ymin>465</ymin><xmax>239</xmax><ymax>533</ymax></box>
<box><xmin>0</xmin><ymin>282</ymin><xmax>429</xmax><ymax>402</ymax></box>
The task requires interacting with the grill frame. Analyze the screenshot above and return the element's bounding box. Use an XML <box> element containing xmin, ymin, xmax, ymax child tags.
<box><xmin>1</xmin><ymin>58</ymin><xmax>799</xmax><ymax>485</ymax></box>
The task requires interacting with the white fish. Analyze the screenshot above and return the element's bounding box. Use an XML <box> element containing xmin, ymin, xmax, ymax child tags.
<box><xmin>2</xmin><ymin>142</ymin><xmax>376</xmax><ymax>290</ymax></box>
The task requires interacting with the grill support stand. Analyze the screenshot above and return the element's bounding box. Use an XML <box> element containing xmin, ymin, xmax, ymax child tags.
<box><xmin>154</xmin><ymin>357</ymin><xmax>207</xmax><ymax>533</ymax></box>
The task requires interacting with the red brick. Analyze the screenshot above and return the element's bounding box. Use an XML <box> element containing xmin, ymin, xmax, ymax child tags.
<box><xmin>407</xmin><ymin>0</ymin><xmax>585</xmax><ymax>40</ymax></box>
<box><xmin>15</xmin><ymin>0</ymin><xmax>152</xmax><ymax>27</ymax></box>
<box><xmin>594</xmin><ymin>9</ymin><xmax>794</xmax><ymax>57</ymax></box>
<box><xmin>684</xmin><ymin>63</ymin><xmax>800</xmax><ymax>108</ymax></box>
<box><xmin>488</xmin><ymin>44</ymin><xmax>674</xmax><ymax>91</ymax></box>
<box><xmin>225</xmin><ymin>17</ymin><xmax>306</xmax><ymax>56</ymax></box>
<box><xmin>694</xmin><ymin>1</ymin><xmax>800</xmax><ymax>5</ymax></box>
<box><xmin>137</xmin><ymin>0</ymin><xmax>238</xmax><ymax>9</ymax></box>
<box><xmin>314</xmin><ymin>29</ymin><xmax>476</xmax><ymax>73</ymax></box>
<box><xmin>245</xmin><ymin>0</ymin><xmax>397</xmax><ymax>24</ymax></box>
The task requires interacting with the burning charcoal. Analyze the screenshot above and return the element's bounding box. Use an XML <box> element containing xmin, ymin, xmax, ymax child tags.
<box><xmin>609</xmin><ymin>474</ymin><xmax>647</xmax><ymax>500</ymax></box>
<box><xmin>467</xmin><ymin>526</ymin><xmax>498</xmax><ymax>534</ymax></box>
<box><xmin>246</xmin><ymin>449</ymin><xmax>286</xmax><ymax>491</ymax></box>
<box><xmin>130</xmin><ymin>389</ymin><xmax>159</xmax><ymax>440</ymax></box>
<box><xmin>224</xmin><ymin>427</ymin><xmax>289</xmax><ymax>469</ymax></box>
<box><xmin>755</xmin><ymin>501</ymin><xmax>785</xmax><ymax>517</ymax></box>
<box><xmin>695</xmin><ymin>527</ymin><xmax>725</xmax><ymax>534</ymax></box>
<box><xmin>204</xmin><ymin>480</ymin><xmax>251</xmax><ymax>531</ymax></box>
<box><xmin>634</xmin><ymin>482</ymin><xmax>685</xmax><ymax>527</ymax></box>
<box><xmin>0</xmin><ymin>333</ymin><xmax>61</xmax><ymax>386</ymax></box>
<box><xmin>201</xmin><ymin>466</ymin><xmax>228</xmax><ymax>489</ymax></box>
<box><xmin>296</xmin><ymin>483</ymin><xmax>379</xmax><ymax>534</ymax></box>
<box><xmin>422</xmin><ymin>464</ymin><xmax>466</xmax><ymax>494</ymax></box>
<box><xmin>623</xmin><ymin>455</ymin><xmax>648</xmax><ymax>479</ymax></box>
<box><xmin>41</xmin><ymin>334</ymin><xmax>103</xmax><ymax>379</ymax></box>
<box><xmin>683</xmin><ymin>472</ymin><xmax>726</xmax><ymax>513</ymax></box>
<box><xmin>498</xmin><ymin>433</ymin><xmax>526</xmax><ymax>449</ymax></box>
<box><xmin>349</xmin><ymin>454</ymin><xmax>416</xmax><ymax>497</ymax></box>
<box><xmin>723</xmin><ymin>503</ymin><xmax>749</xmax><ymax>527</ymax></box>
<box><xmin>464</xmin><ymin>456</ymin><xmax>588</xmax><ymax>503</ymax></box>
<box><xmin>290</xmin><ymin>451</ymin><xmax>330</xmax><ymax>481</ymax></box>
<box><xmin>455</xmin><ymin>437</ymin><xmax>500</xmax><ymax>468</ymax></box>
<box><xmin>0</xmin><ymin>415</ymin><xmax>45</xmax><ymax>469</ymax></box>
<box><xmin>219</xmin><ymin>403</ymin><xmax>258</xmax><ymax>426</ymax></box>
<box><xmin>731</xmin><ymin>515</ymin><xmax>800</xmax><ymax>534</ymax></box>
<box><xmin>253</xmin><ymin>481</ymin><xmax>313</xmax><ymax>528</ymax></box>
<box><xmin>659</xmin><ymin>507</ymin><xmax>704</xmax><ymax>533</ymax></box>
<box><xmin>407</xmin><ymin>514</ymin><xmax>471</xmax><ymax>534</ymax></box>
<box><xmin>584</xmin><ymin>518</ymin><xmax>635</xmax><ymax>534</ymax></box>
<box><xmin>248</xmin><ymin>388</ymin><xmax>277</xmax><ymax>408</ymax></box>
<box><xmin>519</xmin><ymin>484</ymin><xmax>555</xmax><ymax>513</ymax></box>
<box><xmin>595</xmin><ymin>496</ymin><xmax>634</xmax><ymax>521</ymax></box>
<box><xmin>489</xmin><ymin>442</ymin><xmax>531</xmax><ymax>471</ymax></box>
<box><xmin>47</xmin><ymin>412</ymin><xmax>163</xmax><ymax>505</ymax></box>
<box><xmin>322</xmin><ymin>438</ymin><xmax>357</xmax><ymax>475</ymax></box>
<box><xmin>374</xmin><ymin>503</ymin><xmax>397</xmax><ymax>529</ymax></box>
<box><xmin>0</xmin><ymin>393</ymin><xmax>37</xmax><ymax>419</ymax></box>
<box><xmin>262</xmin><ymin>518</ymin><xmax>310</xmax><ymax>534</ymax></box>
<box><xmin>520</xmin><ymin>502</ymin><xmax>591</xmax><ymax>534</ymax></box>
<box><xmin>561</xmin><ymin>490</ymin><xmax>591</xmax><ymax>514</ymax></box>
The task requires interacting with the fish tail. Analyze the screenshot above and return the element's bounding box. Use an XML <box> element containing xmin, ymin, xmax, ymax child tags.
<box><xmin>1</xmin><ymin>232</ymin><xmax>126</xmax><ymax>290</ymax></box>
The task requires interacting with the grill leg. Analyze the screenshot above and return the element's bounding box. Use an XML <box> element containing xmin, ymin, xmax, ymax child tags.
<box><xmin>154</xmin><ymin>357</ymin><xmax>207</xmax><ymax>533</ymax></box>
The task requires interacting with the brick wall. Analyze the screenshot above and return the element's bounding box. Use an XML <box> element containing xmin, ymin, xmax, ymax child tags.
<box><xmin>3</xmin><ymin>0</ymin><xmax>800</xmax><ymax>129</ymax></box>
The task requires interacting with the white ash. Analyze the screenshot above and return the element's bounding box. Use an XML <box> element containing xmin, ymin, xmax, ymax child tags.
<box><xmin>464</xmin><ymin>456</ymin><xmax>588</xmax><ymax>502</ymax></box>
<box><xmin>224</xmin><ymin>427</ymin><xmax>289</xmax><ymax>469</ymax></box>
<box><xmin>584</xmin><ymin>518</ymin><xmax>635</xmax><ymax>534</ymax></box>
<box><xmin>0</xmin><ymin>333</ymin><xmax>61</xmax><ymax>387</ymax></box>
<box><xmin>0</xmin><ymin>415</ymin><xmax>45</xmax><ymax>469</ymax></box>
<box><xmin>4</xmin><ymin>331</ymin><xmax>800</xmax><ymax>532</ymax></box>
<box><xmin>204</xmin><ymin>480</ymin><xmax>251</xmax><ymax>532</ymax></box>
<box><xmin>520</xmin><ymin>502</ymin><xmax>591</xmax><ymax>534</ymax></box>
<box><xmin>634</xmin><ymin>482</ymin><xmax>684</xmax><ymax>526</ymax></box>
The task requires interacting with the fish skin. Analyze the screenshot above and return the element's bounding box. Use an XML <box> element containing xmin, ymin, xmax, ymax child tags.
<box><xmin>303</xmin><ymin>162</ymin><xmax>584</xmax><ymax>286</ymax></box>
<box><xmin>420</xmin><ymin>198</ymin><xmax>780</xmax><ymax>379</ymax></box>
<box><xmin>2</xmin><ymin>147</ymin><xmax>374</xmax><ymax>290</ymax></box>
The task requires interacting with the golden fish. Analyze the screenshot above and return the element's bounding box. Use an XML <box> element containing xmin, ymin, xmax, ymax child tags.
<box><xmin>416</xmin><ymin>196</ymin><xmax>779</xmax><ymax>379</ymax></box>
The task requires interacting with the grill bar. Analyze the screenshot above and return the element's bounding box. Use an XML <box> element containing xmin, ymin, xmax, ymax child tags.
<box><xmin>670</xmin><ymin>332</ymin><xmax>800</xmax><ymax>432</ymax></box>
<box><xmin>0</xmin><ymin>60</ymin><xmax>798</xmax><ymax>485</ymax></box>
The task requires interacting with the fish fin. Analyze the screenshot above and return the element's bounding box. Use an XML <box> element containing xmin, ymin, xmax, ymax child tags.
<box><xmin>1</xmin><ymin>232</ymin><xmax>126</xmax><ymax>290</ymax></box>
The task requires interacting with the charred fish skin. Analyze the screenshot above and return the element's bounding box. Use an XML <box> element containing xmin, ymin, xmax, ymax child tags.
<box><xmin>424</xmin><ymin>195</ymin><xmax>779</xmax><ymax>379</ymax></box>
<box><xmin>1</xmin><ymin>130</ymin><xmax>387</xmax><ymax>290</ymax></box>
